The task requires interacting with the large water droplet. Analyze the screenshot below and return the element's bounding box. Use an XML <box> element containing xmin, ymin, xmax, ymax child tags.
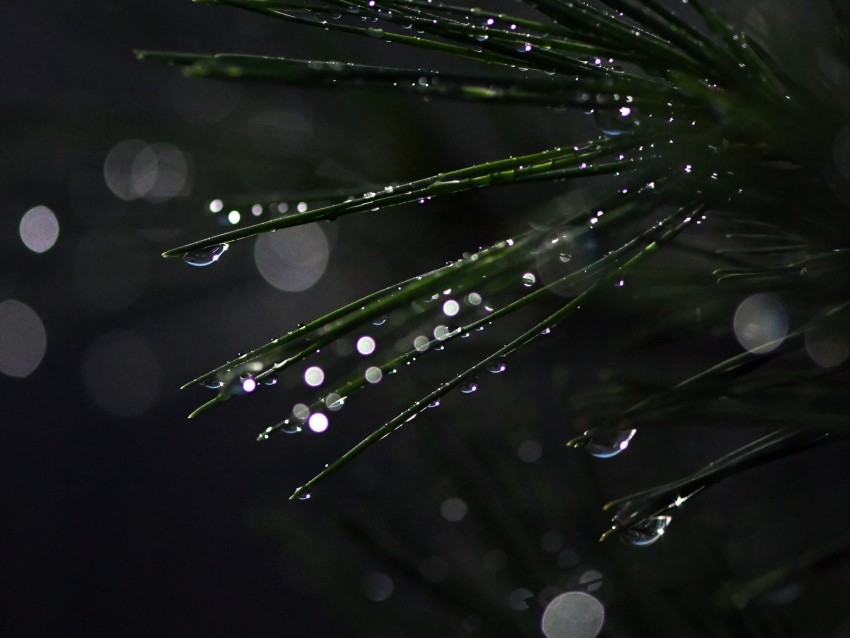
<box><xmin>486</xmin><ymin>359</ymin><xmax>507</xmax><ymax>374</ymax></box>
<box><xmin>183</xmin><ymin>243</ymin><xmax>229</xmax><ymax>267</ymax></box>
<box><xmin>593</xmin><ymin>105</ymin><xmax>638</xmax><ymax>137</ymax></box>
<box><xmin>460</xmin><ymin>378</ymin><xmax>479</xmax><ymax>394</ymax></box>
<box><xmin>522</xmin><ymin>272</ymin><xmax>537</xmax><ymax>287</ymax></box>
<box><xmin>622</xmin><ymin>515</ymin><xmax>671</xmax><ymax>546</ymax></box>
<box><xmin>586</xmin><ymin>428</ymin><xmax>636</xmax><ymax>458</ymax></box>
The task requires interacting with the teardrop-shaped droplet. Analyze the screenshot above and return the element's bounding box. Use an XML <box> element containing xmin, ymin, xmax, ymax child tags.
<box><xmin>586</xmin><ymin>428</ymin><xmax>636</xmax><ymax>458</ymax></box>
<box><xmin>622</xmin><ymin>515</ymin><xmax>671</xmax><ymax>547</ymax></box>
<box><xmin>486</xmin><ymin>359</ymin><xmax>507</xmax><ymax>374</ymax></box>
<box><xmin>183</xmin><ymin>243</ymin><xmax>229</xmax><ymax>267</ymax></box>
<box><xmin>200</xmin><ymin>377</ymin><xmax>223</xmax><ymax>390</ymax></box>
<box><xmin>460</xmin><ymin>378</ymin><xmax>478</xmax><ymax>394</ymax></box>
<box><xmin>297</xmin><ymin>491</ymin><xmax>312</xmax><ymax>501</ymax></box>
<box><xmin>593</xmin><ymin>105</ymin><xmax>638</xmax><ymax>137</ymax></box>
<box><xmin>261</xmin><ymin>376</ymin><xmax>278</xmax><ymax>387</ymax></box>
<box><xmin>428</xmin><ymin>400</ymin><xmax>441</xmax><ymax>409</ymax></box>
<box><xmin>281</xmin><ymin>420</ymin><xmax>302</xmax><ymax>435</ymax></box>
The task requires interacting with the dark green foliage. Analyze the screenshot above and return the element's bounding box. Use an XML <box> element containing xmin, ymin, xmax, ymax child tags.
<box><xmin>144</xmin><ymin>1</ymin><xmax>848</xmax><ymax>634</ymax></box>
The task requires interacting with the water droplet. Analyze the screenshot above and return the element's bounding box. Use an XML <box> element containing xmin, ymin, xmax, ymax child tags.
<box><xmin>372</xmin><ymin>316</ymin><xmax>388</xmax><ymax>326</ymax></box>
<box><xmin>200</xmin><ymin>377</ymin><xmax>223</xmax><ymax>390</ymax></box>
<box><xmin>559</xmin><ymin>252</ymin><xmax>572</xmax><ymax>263</ymax></box>
<box><xmin>486</xmin><ymin>359</ymin><xmax>507</xmax><ymax>374</ymax></box>
<box><xmin>622</xmin><ymin>515</ymin><xmax>671</xmax><ymax>546</ymax></box>
<box><xmin>593</xmin><ymin>104</ymin><xmax>638</xmax><ymax>136</ymax></box>
<box><xmin>586</xmin><ymin>428</ymin><xmax>636</xmax><ymax>458</ymax></box>
<box><xmin>261</xmin><ymin>376</ymin><xmax>278</xmax><ymax>386</ymax></box>
<box><xmin>460</xmin><ymin>378</ymin><xmax>478</xmax><ymax>394</ymax></box>
<box><xmin>183</xmin><ymin>243</ymin><xmax>229</xmax><ymax>267</ymax></box>
<box><xmin>281</xmin><ymin>420</ymin><xmax>302</xmax><ymax>434</ymax></box>
<box><xmin>297</xmin><ymin>491</ymin><xmax>312</xmax><ymax>501</ymax></box>
<box><xmin>522</xmin><ymin>272</ymin><xmax>536</xmax><ymax>287</ymax></box>
<box><xmin>428</xmin><ymin>400</ymin><xmax>441</xmax><ymax>408</ymax></box>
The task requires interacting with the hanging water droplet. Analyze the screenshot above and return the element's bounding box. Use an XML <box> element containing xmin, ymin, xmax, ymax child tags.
<box><xmin>428</xmin><ymin>400</ymin><xmax>441</xmax><ymax>408</ymax></box>
<box><xmin>559</xmin><ymin>252</ymin><xmax>573</xmax><ymax>263</ymax></box>
<box><xmin>199</xmin><ymin>377</ymin><xmax>223</xmax><ymax>390</ymax></box>
<box><xmin>460</xmin><ymin>378</ymin><xmax>479</xmax><ymax>394</ymax></box>
<box><xmin>622</xmin><ymin>515</ymin><xmax>671</xmax><ymax>546</ymax></box>
<box><xmin>261</xmin><ymin>375</ymin><xmax>278</xmax><ymax>386</ymax></box>
<box><xmin>297</xmin><ymin>491</ymin><xmax>312</xmax><ymax>501</ymax></box>
<box><xmin>281</xmin><ymin>420</ymin><xmax>302</xmax><ymax>435</ymax></box>
<box><xmin>586</xmin><ymin>428</ymin><xmax>636</xmax><ymax>458</ymax></box>
<box><xmin>486</xmin><ymin>359</ymin><xmax>507</xmax><ymax>374</ymax></box>
<box><xmin>183</xmin><ymin>243</ymin><xmax>229</xmax><ymax>267</ymax></box>
<box><xmin>593</xmin><ymin>104</ymin><xmax>639</xmax><ymax>137</ymax></box>
<box><xmin>372</xmin><ymin>316</ymin><xmax>388</xmax><ymax>326</ymax></box>
<box><xmin>522</xmin><ymin>272</ymin><xmax>536</xmax><ymax>287</ymax></box>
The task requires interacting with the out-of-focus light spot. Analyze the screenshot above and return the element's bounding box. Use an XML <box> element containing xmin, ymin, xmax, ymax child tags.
<box><xmin>467</xmin><ymin>292</ymin><xmax>482</xmax><ymax>305</ymax></box>
<box><xmin>254</xmin><ymin>223</ymin><xmax>329</xmax><ymax>292</ymax></box>
<box><xmin>442</xmin><ymin>299</ymin><xmax>460</xmax><ymax>317</ymax></box>
<box><xmin>361</xmin><ymin>572</ymin><xmax>394</xmax><ymax>602</ymax></box>
<box><xmin>413</xmin><ymin>335</ymin><xmax>430</xmax><ymax>352</ymax></box>
<box><xmin>304</xmin><ymin>366</ymin><xmax>325</xmax><ymax>387</ymax></box>
<box><xmin>73</xmin><ymin>231</ymin><xmax>150</xmax><ymax>310</ymax></box>
<box><xmin>440</xmin><ymin>497</ymin><xmax>468</xmax><ymax>522</ymax></box>
<box><xmin>308</xmin><ymin>412</ymin><xmax>329</xmax><ymax>433</ymax></box>
<box><xmin>325</xmin><ymin>393</ymin><xmax>344</xmax><ymax>411</ymax></box>
<box><xmin>0</xmin><ymin>299</ymin><xmax>47</xmax><ymax>378</ymax></box>
<box><xmin>508</xmin><ymin>588</ymin><xmax>534</xmax><ymax>611</ymax></box>
<box><xmin>356</xmin><ymin>335</ymin><xmax>376</xmax><ymax>356</ymax></box>
<box><xmin>541</xmin><ymin>591</ymin><xmax>605</xmax><ymax>638</ymax></box>
<box><xmin>209</xmin><ymin>199</ymin><xmax>224</xmax><ymax>213</ymax></box>
<box><xmin>296</xmin><ymin>201</ymin><xmax>308</xmax><ymax>213</ymax></box>
<box><xmin>434</xmin><ymin>324</ymin><xmax>451</xmax><ymax>340</ymax></box>
<box><xmin>578</xmin><ymin>569</ymin><xmax>604</xmax><ymax>592</ymax></box>
<box><xmin>103</xmin><ymin>140</ymin><xmax>190</xmax><ymax>203</ymax></box>
<box><xmin>241</xmin><ymin>377</ymin><xmax>257</xmax><ymax>393</ymax></box>
<box><xmin>81</xmin><ymin>330</ymin><xmax>161</xmax><ymax>418</ymax></box>
<box><xmin>251</xmin><ymin>204</ymin><xmax>263</xmax><ymax>216</ymax></box>
<box><xmin>517</xmin><ymin>439</ymin><xmax>543</xmax><ymax>462</ymax></box>
<box><xmin>292</xmin><ymin>403</ymin><xmax>310</xmax><ymax>420</ymax></box>
<box><xmin>365</xmin><ymin>366</ymin><xmax>383</xmax><ymax>384</ymax></box>
<box><xmin>19</xmin><ymin>205</ymin><xmax>59</xmax><ymax>253</ymax></box>
<box><xmin>227</xmin><ymin>210</ymin><xmax>241</xmax><ymax>225</ymax></box>
<box><xmin>805</xmin><ymin>313</ymin><xmax>849</xmax><ymax>368</ymax></box>
<box><xmin>733</xmin><ymin>293</ymin><xmax>788</xmax><ymax>354</ymax></box>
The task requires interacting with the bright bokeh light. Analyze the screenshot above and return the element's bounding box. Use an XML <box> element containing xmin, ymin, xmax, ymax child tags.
<box><xmin>19</xmin><ymin>205</ymin><xmax>59</xmax><ymax>253</ymax></box>
<box><xmin>292</xmin><ymin>403</ymin><xmax>310</xmax><ymax>421</ymax></box>
<box><xmin>365</xmin><ymin>366</ymin><xmax>383</xmax><ymax>384</ymax></box>
<box><xmin>304</xmin><ymin>366</ymin><xmax>325</xmax><ymax>387</ymax></box>
<box><xmin>356</xmin><ymin>335</ymin><xmax>376</xmax><ymax>356</ymax></box>
<box><xmin>254</xmin><ymin>223</ymin><xmax>330</xmax><ymax>292</ymax></box>
<box><xmin>104</xmin><ymin>139</ymin><xmax>190</xmax><ymax>203</ymax></box>
<box><xmin>308</xmin><ymin>412</ymin><xmax>329</xmax><ymax>433</ymax></box>
<box><xmin>413</xmin><ymin>335</ymin><xmax>430</xmax><ymax>352</ymax></box>
<box><xmin>442</xmin><ymin>299</ymin><xmax>460</xmax><ymax>317</ymax></box>
<box><xmin>541</xmin><ymin>592</ymin><xmax>605</xmax><ymax>638</ymax></box>
<box><xmin>0</xmin><ymin>299</ymin><xmax>47</xmax><ymax>378</ymax></box>
<box><xmin>733</xmin><ymin>293</ymin><xmax>788</xmax><ymax>354</ymax></box>
<box><xmin>81</xmin><ymin>330</ymin><xmax>161</xmax><ymax>418</ymax></box>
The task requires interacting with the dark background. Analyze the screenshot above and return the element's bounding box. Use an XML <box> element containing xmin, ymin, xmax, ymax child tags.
<box><xmin>2</xmin><ymin>2</ymin><xmax>848</xmax><ymax>637</ymax></box>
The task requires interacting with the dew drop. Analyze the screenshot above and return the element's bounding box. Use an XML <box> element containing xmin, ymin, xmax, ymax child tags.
<box><xmin>200</xmin><ymin>377</ymin><xmax>223</xmax><ymax>390</ymax></box>
<box><xmin>586</xmin><ymin>428</ymin><xmax>636</xmax><ymax>458</ymax></box>
<box><xmin>486</xmin><ymin>359</ymin><xmax>507</xmax><ymax>374</ymax></box>
<box><xmin>622</xmin><ymin>515</ymin><xmax>671</xmax><ymax>546</ymax></box>
<box><xmin>559</xmin><ymin>252</ymin><xmax>572</xmax><ymax>263</ymax></box>
<box><xmin>428</xmin><ymin>399</ymin><xmax>441</xmax><ymax>408</ymax></box>
<box><xmin>183</xmin><ymin>243</ymin><xmax>229</xmax><ymax>267</ymax></box>
<box><xmin>297</xmin><ymin>491</ymin><xmax>312</xmax><ymax>501</ymax></box>
<box><xmin>460</xmin><ymin>378</ymin><xmax>478</xmax><ymax>394</ymax></box>
<box><xmin>522</xmin><ymin>272</ymin><xmax>537</xmax><ymax>287</ymax></box>
<box><xmin>261</xmin><ymin>375</ymin><xmax>278</xmax><ymax>386</ymax></box>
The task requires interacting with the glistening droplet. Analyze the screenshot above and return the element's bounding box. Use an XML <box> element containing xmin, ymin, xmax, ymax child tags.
<box><xmin>297</xmin><ymin>491</ymin><xmax>312</xmax><ymax>501</ymax></box>
<box><xmin>183</xmin><ymin>243</ymin><xmax>229</xmax><ymax>267</ymax></box>
<box><xmin>622</xmin><ymin>515</ymin><xmax>671</xmax><ymax>546</ymax></box>
<box><xmin>460</xmin><ymin>379</ymin><xmax>479</xmax><ymax>394</ymax></box>
<box><xmin>586</xmin><ymin>428</ymin><xmax>636</xmax><ymax>458</ymax></box>
<box><xmin>486</xmin><ymin>359</ymin><xmax>507</xmax><ymax>374</ymax></box>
